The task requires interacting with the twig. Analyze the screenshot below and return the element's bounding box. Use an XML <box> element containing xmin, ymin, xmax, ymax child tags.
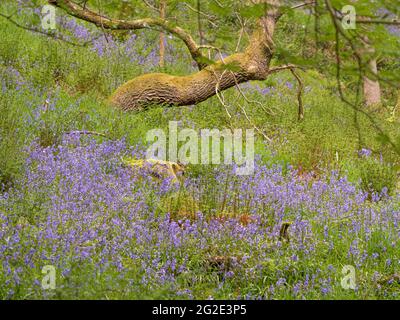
<box><xmin>268</xmin><ymin>64</ymin><xmax>305</xmax><ymax>120</ymax></box>
<box><xmin>64</xmin><ymin>130</ymin><xmax>111</xmax><ymax>139</ymax></box>
<box><xmin>290</xmin><ymin>68</ymin><xmax>305</xmax><ymax>121</ymax></box>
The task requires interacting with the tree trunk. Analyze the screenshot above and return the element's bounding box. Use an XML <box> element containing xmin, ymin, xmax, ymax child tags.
<box><xmin>197</xmin><ymin>0</ymin><xmax>204</xmax><ymax>45</ymax></box>
<box><xmin>159</xmin><ymin>0</ymin><xmax>166</xmax><ymax>68</ymax></box>
<box><xmin>109</xmin><ymin>12</ymin><xmax>278</xmax><ymax>111</ymax></box>
<box><xmin>363</xmin><ymin>57</ymin><xmax>381</xmax><ymax>109</ymax></box>
<box><xmin>360</xmin><ymin>34</ymin><xmax>381</xmax><ymax>109</ymax></box>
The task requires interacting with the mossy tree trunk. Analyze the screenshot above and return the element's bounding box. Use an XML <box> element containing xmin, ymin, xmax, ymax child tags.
<box><xmin>49</xmin><ymin>0</ymin><xmax>280</xmax><ymax>111</ymax></box>
<box><xmin>109</xmin><ymin>13</ymin><xmax>278</xmax><ymax>111</ymax></box>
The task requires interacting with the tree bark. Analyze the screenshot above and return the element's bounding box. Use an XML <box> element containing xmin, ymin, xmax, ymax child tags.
<box><xmin>159</xmin><ymin>0</ymin><xmax>166</xmax><ymax>68</ymax></box>
<box><xmin>363</xmin><ymin>57</ymin><xmax>381</xmax><ymax>109</ymax></box>
<box><xmin>109</xmin><ymin>4</ymin><xmax>279</xmax><ymax>111</ymax></box>
<box><xmin>361</xmin><ymin>36</ymin><xmax>381</xmax><ymax>109</ymax></box>
<box><xmin>108</xmin><ymin>52</ymin><xmax>273</xmax><ymax>111</ymax></box>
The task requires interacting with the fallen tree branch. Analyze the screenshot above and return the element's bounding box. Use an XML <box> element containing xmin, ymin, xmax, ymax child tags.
<box><xmin>64</xmin><ymin>130</ymin><xmax>111</xmax><ymax>139</ymax></box>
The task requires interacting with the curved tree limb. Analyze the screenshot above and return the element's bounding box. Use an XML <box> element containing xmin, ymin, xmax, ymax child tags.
<box><xmin>48</xmin><ymin>0</ymin><xmax>208</xmax><ymax>69</ymax></box>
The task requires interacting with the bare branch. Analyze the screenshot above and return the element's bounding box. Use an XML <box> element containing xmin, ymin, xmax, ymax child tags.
<box><xmin>290</xmin><ymin>68</ymin><xmax>304</xmax><ymax>121</ymax></box>
<box><xmin>267</xmin><ymin>64</ymin><xmax>303</xmax><ymax>74</ymax></box>
<box><xmin>333</xmin><ymin>9</ymin><xmax>400</xmax><ymax>26</ymax></box>
<box><xmin>291</xmin><ymin>1</ymin><xmax>316</xmax><ymax>10</ymax></box>
<box><xmin>142</xmin><ymin>0</ymin><xmax>159</xmax><ymax>12</ymax></box>
<box><xmin>183</xmin><ymin>2</ymin><xmax>217</xmax><ymax>27</ymax></box>
<box><xmin>356</xmin><ymin>18</ymin><xmax>400</xmax><ymax>26</ymax></box>
<box><xmin>268</xmin><ymin>64</ymin><xmax>305</xmax><ymax>120</ymax></box>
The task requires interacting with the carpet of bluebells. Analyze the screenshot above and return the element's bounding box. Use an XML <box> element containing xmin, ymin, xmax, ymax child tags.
<box><xmin>1</xmin><ymin>135</ymin><xmax>399</xmax><ymax>299</ymax></box>
<box><xmin>1</xmin><ymin>0</ymin><xmax>399</xmax><ymax>300</ymax></box>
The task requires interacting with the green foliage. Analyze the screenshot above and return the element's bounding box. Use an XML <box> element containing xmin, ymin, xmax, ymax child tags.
<box><xmin>358</xmin><ymin>157</ymin><xmax>397</xmax><ymax>195</ymax></box>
